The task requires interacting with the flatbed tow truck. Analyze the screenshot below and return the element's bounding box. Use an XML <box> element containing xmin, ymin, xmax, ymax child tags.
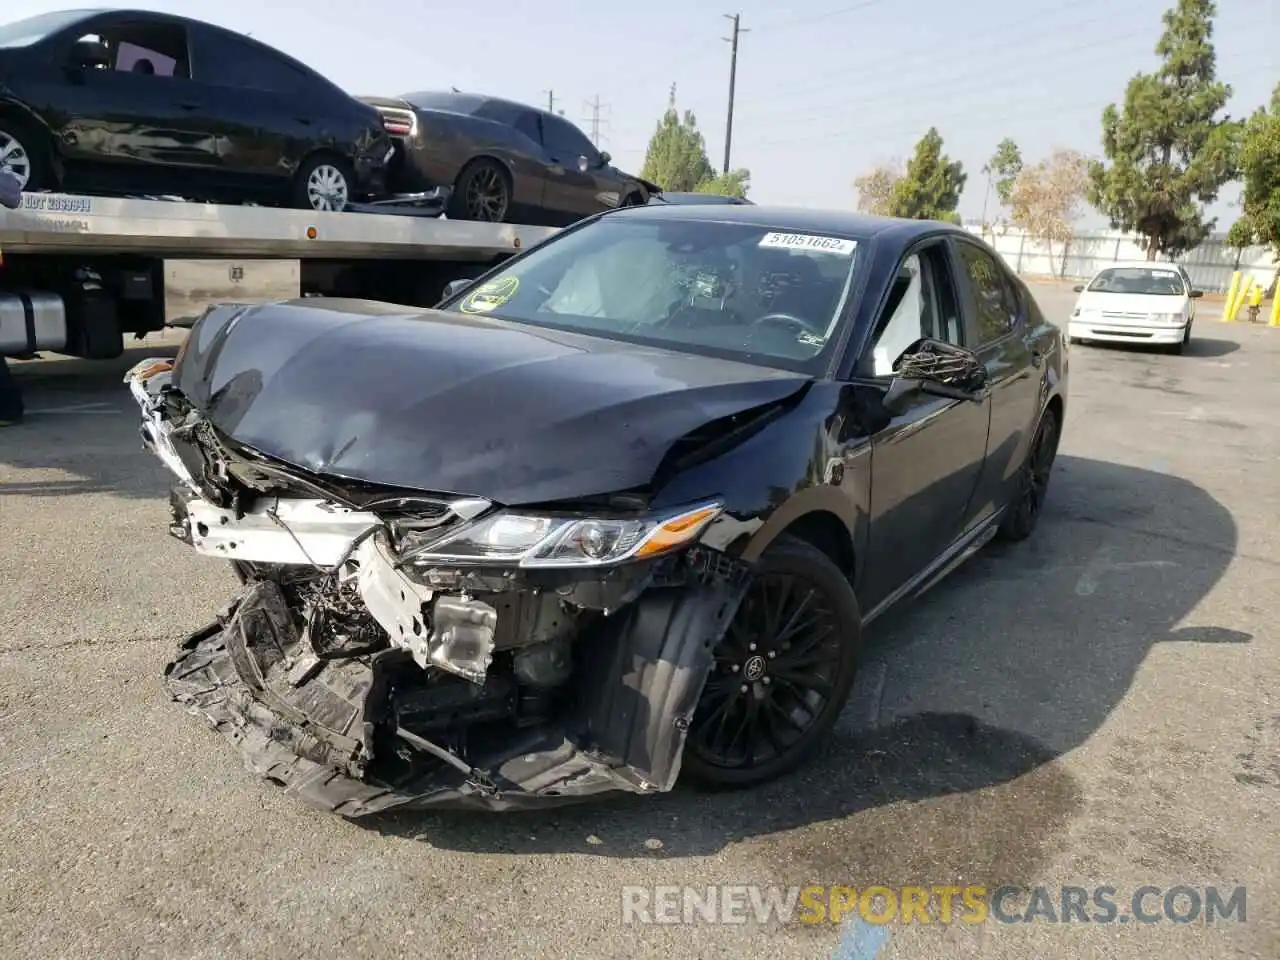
<box><xmin>0</xmin><ymin>191</ymin><xmax>560</xmax><ymax>361</ymax></box>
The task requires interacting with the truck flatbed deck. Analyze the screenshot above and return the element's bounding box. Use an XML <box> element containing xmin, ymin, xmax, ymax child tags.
<box><xmin>0</xmin><ymin>192</ymin><xmax>559</xmax><ymax>259</ymax></box>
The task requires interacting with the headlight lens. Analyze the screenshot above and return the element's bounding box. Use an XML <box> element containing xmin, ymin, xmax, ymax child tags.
<box><xmin>1150</xmin><ymin>312</ymin><xmax>1182</xmax><ymax>324</ymax></box>
<box><xmin>400</xmin><ymin>502</ymin><xmax>723</xmax><ymax>568</ymax></box>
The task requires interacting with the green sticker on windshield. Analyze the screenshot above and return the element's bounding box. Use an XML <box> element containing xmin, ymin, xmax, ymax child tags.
<box><xmin>460</xmin><ymin>276</ymin><xmax>519</xmax><ymax>314</ymax></box>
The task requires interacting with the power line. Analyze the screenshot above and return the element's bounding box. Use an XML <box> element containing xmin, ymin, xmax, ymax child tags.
<box><xmin>737</xmin><ymin>0</ymin><xmax>1125</xmax><ymax>110</ymax></box>
<box><xmin>722</xmin><ymin>13</ymin><xmax>749</xmax><ymax>174</ymax></box>
<box><xmin>583</xmin><ymin>95</ymin><xmax>610</xmax><ymax>146</ymax></box>
<box><xmin>735</xmin><ymin>31</ymin><xmax>1272</xmax><ymax>150</ymax></box>
<box><xmin>741</xmin><ymin>27</ymin><xmax>1156</xmax><ymax>134</ymax></box>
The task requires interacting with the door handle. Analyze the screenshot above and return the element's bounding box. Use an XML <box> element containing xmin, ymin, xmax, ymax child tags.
<box><xmin>295</xmin><ymin>117</ymin><xmax>312</xmax><ymax>126</ymax></box>
<box><xmin>1031</xmin><ymin>350</ymin><xmax>1043</xmax><ymax>368</ymax></box>
<box><xmin>178</xmin><ymin>101</ymin><xmax>199</xmax><ymax>111</ymax></box>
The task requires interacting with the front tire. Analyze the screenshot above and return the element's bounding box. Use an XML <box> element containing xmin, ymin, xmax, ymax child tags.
<box><xmin>682</xmin><ymin>536</ymin><xmax>862</xmax><ymax>789</ymax></box>
<box><xmin>446</xmin><ymin>158</ymin><xmax>511</xmax><ymax>222</ymax></box>
<box><xmin>998</xmin><ymin>405</ymin><xmax>1060</xmax><ymax>542</ymax></box>
<box><xmin>291</xmin><ymin>154</ymin><xmax>353</xmax><ymax>212</ymax></box>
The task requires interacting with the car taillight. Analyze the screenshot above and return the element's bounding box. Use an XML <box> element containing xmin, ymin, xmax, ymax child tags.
<box><xmin>378</xmin><ymin>107</ymin><xmax>417</xmax><ymax>138</ymax></box>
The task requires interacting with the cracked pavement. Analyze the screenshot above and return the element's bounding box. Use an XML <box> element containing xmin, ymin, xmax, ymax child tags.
<box><xmin>0</xmin><ymin>292</ymin><xmax>1276</xmax><ymax>959</ymax></box>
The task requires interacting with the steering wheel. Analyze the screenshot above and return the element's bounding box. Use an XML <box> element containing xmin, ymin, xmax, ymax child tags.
<box><xmin>750</xmin><ymin>311</ymin><xmax>825</xmax><ymax>338</ymax></box>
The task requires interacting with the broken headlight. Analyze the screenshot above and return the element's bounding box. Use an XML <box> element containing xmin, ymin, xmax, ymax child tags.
<box><xmin>399</xmin><ymin>501</ymin><xmax>723</xmax><ymax>568</ymax></box>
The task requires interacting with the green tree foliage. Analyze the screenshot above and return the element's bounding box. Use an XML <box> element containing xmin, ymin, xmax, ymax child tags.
<box><xmin>1087</xmin><ymin>0</ymin><xmax>1239</xmax><ymax>259</ymax></box>
<box><xmin>984</xmin><ymin>138</ymin><xmax>1024</xmax><ymax>206</ymax></box>
<box><xmin>695</xmin><ymin>169</ymin><xmax>751</xmax><ymax>199</ymax></box>
<box><xmin>853</xmin><ymin>162</ymin><xmax>902</xmax><ymax>215</ymax></box>
<box><xmin>640</xmin><ymin>87</ymin><xmax>715</xmax><ymax>192</ymax></box>
<box><xmin>1223</xmin><ymin>83</ymin><xmax>1280</xmax><ymax>256</ymax></box>
<box><xmin>885</xmin><ymin>128</ymin><xmax>966</xmax><ymax>223</ymax></box>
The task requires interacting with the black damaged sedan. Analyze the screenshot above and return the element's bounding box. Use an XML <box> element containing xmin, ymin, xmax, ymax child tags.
<box><xmin>126</xmin><ymin>204</ymin><xmax>1067</xmax><ymax>815</ymax></box>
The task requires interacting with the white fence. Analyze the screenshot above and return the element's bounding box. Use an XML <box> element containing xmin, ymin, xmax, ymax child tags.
<box><xmin>963</xmin><ymin>223</ymin><xmax>1277</xmax><ymax>293</ymax></box>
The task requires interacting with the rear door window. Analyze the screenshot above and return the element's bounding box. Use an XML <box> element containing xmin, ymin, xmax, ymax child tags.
<box><xmin>956</xmin><ymin>240</ymin><xmax>1018</xmax><ymax>345</ymax></box>
<box><xmin>75</xmin><ymin>21</ymin><xmax>190</xmax><ymax>78</ymax></box>
<box><xmin>190</xmin><ymin>29</ymin><xmax>313</xmax><ymax>94</ymax></box>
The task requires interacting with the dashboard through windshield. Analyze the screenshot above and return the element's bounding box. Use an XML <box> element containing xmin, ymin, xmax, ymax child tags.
<box><xmin>441</xmin><ymin>217</ymin><xmax>861</xmax><ymax>373</ymax></box>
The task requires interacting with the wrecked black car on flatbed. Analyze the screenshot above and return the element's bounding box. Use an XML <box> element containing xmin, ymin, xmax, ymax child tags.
<box><xmin>127</xmin><ymin>203</ymin><xmax>1066</xmax><ymax>816</ymax></box>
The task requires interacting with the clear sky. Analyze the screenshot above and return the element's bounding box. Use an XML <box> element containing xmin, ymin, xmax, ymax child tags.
<box><xmin>6</xmin><ymin>0</ymin><xmax>1277</xmax><ymax>227</ymax></box>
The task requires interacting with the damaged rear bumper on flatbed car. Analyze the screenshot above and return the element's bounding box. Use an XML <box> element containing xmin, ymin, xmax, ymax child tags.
<box><xmin>126</xmin><ymin>357</ymin><xmax>753</xmax><ymax>816</ymax></box>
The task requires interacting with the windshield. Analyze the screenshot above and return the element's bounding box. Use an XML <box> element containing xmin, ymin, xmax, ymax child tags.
<box><xmin>1087</xmin><ymin>267</ymin><xmax>1186</xmax><ymax>296</ymax></box>
<box><xmin>0</xmin><ymin>9</ymin><xmax>94</xmax><ymax>48</ymax></box>
<box><xmin>441</xmin><ymin>217</ymin><xmax>859</xmax><ymax>372</ymax></box>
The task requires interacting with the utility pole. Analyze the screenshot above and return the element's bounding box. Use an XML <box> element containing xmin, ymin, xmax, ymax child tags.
<box><xmin>543</xmin><ymin>89</ymin><xmax>555</xmax><ymax>112</ymax></box>
<box><xmin>583</xmin><ymin>95</ymin><xmax>609</xmax><ymax>146</ymax></box>
<box><xmin>722</xmin><ymin>14</ymin><xmax>748</xmax><ymax>174</ymax></box>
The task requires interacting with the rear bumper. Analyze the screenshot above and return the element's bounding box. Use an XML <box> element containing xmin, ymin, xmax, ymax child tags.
<box><xmin>1068</xmin><ymin>319</ymin><xmax>1188</xmax><ymax>345</ymax></box>
<box><xmin>352</xmin><ymin>138</ymin><xmax>397</xmax><ymax>198</ymax></box>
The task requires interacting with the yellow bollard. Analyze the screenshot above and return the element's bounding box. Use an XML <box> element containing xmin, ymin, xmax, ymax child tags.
<box><xmin>1270</xmin><ymin>289</ymin><xmax>1280</xmax><ymax>327</ymax></box>
<box><xmin>1223</xmin><ymin>271</ymin><xmax>1242</xmax><ymax>320</ymax></box>
<box><xmin>1229</xmin><ymin>280</ymin><xmax>1253</xmax><ymax>321</ymax></box>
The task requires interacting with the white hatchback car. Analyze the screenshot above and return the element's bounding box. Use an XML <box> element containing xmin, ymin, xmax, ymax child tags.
<box><xmin>1068</xmin><ymin>261</ymin><xmax>1203</xmax><ymax>354</ymax></box>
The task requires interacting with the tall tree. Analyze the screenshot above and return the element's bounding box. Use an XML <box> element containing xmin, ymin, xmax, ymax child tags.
<box><xmin>640</xmin><ymin>86</ymin><xmax>715</xmax><ymax>193</ymax></box>
<box><xmin>853</xmin><ymin>161</ymin><xmax>902</xmax><ymax>215</ymax></box>
<box><xmin>1010</xmin><ymin>149</ymin><xmax>1091</xmax><ymax>277</ymax></box>
<box><xmin>886</xmin><ymin>128</ymin><xmax>966</xmax><ymax>223</ymax></box>
<box><xmin>1087</xmin><ymin>0</ymin><xmax>1239</xmax><ymax>259</ymax></box>
<box><xmin>695</xmin><ymin>169</ymin><xmax>751</xmax><ymax>198</ymax></box>
<box><xmin>982</xmin><ymin>138</ymin><xmax>1023</xmax><ymax>234</ymax></box>
<box><xmin>1223</xmin><ymin>83</ymin><xmax>1280</xmax><ymax>258</ymax></box>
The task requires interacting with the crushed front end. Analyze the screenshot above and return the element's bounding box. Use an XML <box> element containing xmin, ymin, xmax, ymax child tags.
<box><xmin>126</xmin><ymin>359</ymin><xmax>751</xmax><ymax>816</ymax></box>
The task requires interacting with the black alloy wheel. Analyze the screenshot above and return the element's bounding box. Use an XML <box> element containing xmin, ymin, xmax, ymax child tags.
<box><xmin>683</xmin><ymin>537</ymin><xmax>861</xmax><ymax>789</ymax></box>
<box><xmin>998</xmin><ymin>406</ymin><xmax>1060</xmax><ymax>542</ymax></box>
<box><xmin>451</xmin><ymin>159</ymin><xmax>510</xmax><ymax>222</ymax></box>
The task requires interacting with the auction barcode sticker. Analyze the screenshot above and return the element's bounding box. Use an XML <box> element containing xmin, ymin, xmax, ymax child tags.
<box><xmin>758</xmin><ymin>232</ymin><xmax>857</xmax><ymax>256</ymax></box>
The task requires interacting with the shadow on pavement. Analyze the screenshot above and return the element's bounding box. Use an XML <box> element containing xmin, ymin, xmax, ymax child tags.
<box><xmin>1076</xmin><ymin>335</ymin><xmax>1239</xmax><ymax>358</ymax></box>
<box><xmin>0</xmin><ymin>341</ymin><xmax>181</xmax><ymax>500</ymax></box>
<box><xmin>368</xmin><ymin>456</ymin><xmax>1244</xmax><ymax>888</ymax></box>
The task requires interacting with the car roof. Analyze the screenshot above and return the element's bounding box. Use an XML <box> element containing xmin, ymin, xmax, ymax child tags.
<box><xmin>607</xmin><ymin>202</ymin><xmax>965</xmax><ymax>241</ymax></box>
<box><xmin>399</xmin><ymin>90</ymin><xmax>567</xmax><ymax>123</ymax></box>
<box><xmin>1092</xmin><ymin>260</ymin><xmax>1185</xmax><ymax>273</ymax></box>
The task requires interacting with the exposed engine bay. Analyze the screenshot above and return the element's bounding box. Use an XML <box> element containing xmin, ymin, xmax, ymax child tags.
<box><xmin>126</xmin><ymin>357</ymin><xmax>752</xmax><ymax>816</ymax></box>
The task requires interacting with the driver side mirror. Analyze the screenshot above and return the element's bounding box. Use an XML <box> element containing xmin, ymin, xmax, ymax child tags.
<box><xmin>1189</xmin><ymin>289</ymin><xmax>1204</xmax><ymax>299</ymax></box>
<box><xmin>881</xmin><ymin>338</ymin><xmax>988</xmax><ymax>415</ymax></box>
<box><xmin>441</xmin><ymin>278</ymin><xmax>473</xmax><ymax>300</ymax></box>
<box><xmin>1072</xmin><ymin>284</ymin><xmax>1084</xmax><ymax>293</ymax></box>
<box><xmin>68</xmin><ymin>37</ymin><xmax>112</xmax><ymax>72</ymax></box>
<box><xmin>599</xmin><ymin>151</ymin><xmax>612</xmax><ymax>165</ymax></box>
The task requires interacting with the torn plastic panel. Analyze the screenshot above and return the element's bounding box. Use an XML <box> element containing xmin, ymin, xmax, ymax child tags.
<box><xmin>129</xmin><ymin>355</ymin><xmax>756</xmax><ymax>813</ymax></box>
<box><xmin>164</xmin><ymin>546</ymin><xmax>750</xmax><ymax>815</ymax></box>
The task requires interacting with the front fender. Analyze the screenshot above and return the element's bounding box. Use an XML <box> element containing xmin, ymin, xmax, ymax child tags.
<box><xmin>650</xmin><ymin>381</ymin><xmax>867</xmax><ymax>572</ymax></box>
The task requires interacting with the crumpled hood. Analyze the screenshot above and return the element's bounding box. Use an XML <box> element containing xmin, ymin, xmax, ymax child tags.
<box><xmin>172</xmin><ymin>299</ymin><xmax>810</xmax><ymax>505</ymax></box>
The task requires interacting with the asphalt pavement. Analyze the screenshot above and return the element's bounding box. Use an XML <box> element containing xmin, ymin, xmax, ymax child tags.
<box><xmin>0</xmin><ymin>287</ymin><xmax>1276</xmax><ymax>959</ymax></box>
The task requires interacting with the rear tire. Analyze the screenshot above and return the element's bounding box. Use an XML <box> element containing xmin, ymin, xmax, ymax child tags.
<box><xmin>682</xmin><ymin>536</ymin><xmax>862</xmax><ymax>790</ymax></box>
<box><xmin>998</xmin><ymin>405</ymin><xmax>1060</xmax><ymax>542</ymax></box>
<box><xmin>447</xmin><ymin>158</ymin><xmax>511</xmax><ymax>222</ymax></box>
<box><xmin>0</xmin><ymin>116</ymin><xmax>51</xmax><ymax>192</ymax></box>
<box><xmin>291</xmin><ymin>154</ymin><xmax>353</xmax><ymax>212</ymax></box>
